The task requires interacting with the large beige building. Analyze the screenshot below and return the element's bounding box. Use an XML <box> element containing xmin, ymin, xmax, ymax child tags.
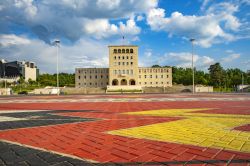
<box><xmin>75</xmin><ymin>45</ymin><xmax>172</xmax><ymax>89</ymax></box>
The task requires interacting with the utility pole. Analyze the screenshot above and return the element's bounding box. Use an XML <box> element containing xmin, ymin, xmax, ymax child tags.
<box><xmin>190</xmin><ymin>38</ymin><xmax>195</xmax><ymax>94</ymax></box>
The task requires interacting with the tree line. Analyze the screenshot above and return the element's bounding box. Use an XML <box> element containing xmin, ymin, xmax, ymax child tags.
<box><xmin>153</xmin><ymin>63</ymin><xmax>250</xmax><ymax>89</ymax></box>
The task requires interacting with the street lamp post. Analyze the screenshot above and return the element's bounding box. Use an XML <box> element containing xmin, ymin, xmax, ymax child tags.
<box><xmin>190</xmin><ymin>38</ymin><xmax>195</xmax><ymax>94</ymax></box>
<box><xmin>54</xmin><ymin>40</ymin><xmax>60</xmax><ymax>96</ymax></box>
<box><xmin>242</xmin><ymin>73</ymin><xmax>244</xmax><ymax>93</ymax></box>
<box><xmin>4</xmin><ymin>70</ymin><xmax>7</xmax><ymax>95</ymax></box>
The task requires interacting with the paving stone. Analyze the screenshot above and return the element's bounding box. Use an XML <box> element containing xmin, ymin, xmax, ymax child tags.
<box><xmin>0</xmin><ymin>96</ymin><xmax>250</xmax><ymax>165</ymax></box>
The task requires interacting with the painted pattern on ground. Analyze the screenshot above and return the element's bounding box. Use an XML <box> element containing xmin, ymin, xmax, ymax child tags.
<box><xmin>0</xmin><ymin>95</ymin><xmax>250</xmax><ymax>165</ymax></box>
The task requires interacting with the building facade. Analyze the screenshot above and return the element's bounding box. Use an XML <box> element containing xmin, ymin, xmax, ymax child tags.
<box><xmin>75</xmin><ymin>45</ymin><xmax>172</xmax><ymax>88</ymax></box>
<box><xmin>0</xmin><ymin>59</ymin><xmax>39</xmax><ymax>81</ymax></box>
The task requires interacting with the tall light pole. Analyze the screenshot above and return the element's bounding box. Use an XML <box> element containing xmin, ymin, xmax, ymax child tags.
<box><xmin>190</xmin><ymin>38</ymin><xmax>195</xmax><ymax>94</ymax></box>
<box><xmin>242</xmin><ymin>73</ymin><xmax>244</xmax><ymax>93</ymax></box>
<box><xmin>54</xmin><ymin>40</ymin><xmax>60</xmax><ymax>96</ymax></box>
<box><xmin>4</xmin><ymin>70</ymin><xmax>7</xmax><ymax>95</ymax></box>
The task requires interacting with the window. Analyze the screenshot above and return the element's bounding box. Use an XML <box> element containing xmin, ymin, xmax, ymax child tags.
<box><xmin>78</xmin><ymin>76</ymin><xmax>80</xmax><ymax>79</ymax></box>
<box><xmin>131</xmin><ymin>62</ymin><xmax>133</xmax><ymax>65</ymax></box>
<box><xmin>127</xmin><ymin>70</ymin><xmax>129</xmax><ymax>74</ymax></box>
<box><xmin>118</xmin><ymin>49</ymin><xmax>121</xmax><ymax>53</ymax></box>
<box><xmin>106</xmin><ymin>75</ymin><xmax>108</xmax><ymax>78</ymax></box>
<box><xmin>90</xmin><ymin>83</ymin><xmax>92</xmax><ymax>85</ymax></box>
<box><xmin>127</xmin><ymin>56</ymin><xmax>129</xmax><ymax>59</ymax></box>
<box><xmin>95</xmin><ymin>75</ymin><xmax>97</xmax><ymax>79</ymax></box>
<box><xmin>131</xmin><ymin>56</ymin><xmax>133</xmax><ymax>59</ymax></box>
<box><xmin>118</xmin><ymin>62</ymin><xmax>120</xmax><ymax>65</ymax></box>
<box><xmin>126</xmin><ymin>49</ymin><xmax>129</xmax><ymax>53</ymax></box>
<box><xmin>114</xmin><ymin>56</ymin><xmax>116</xmax><ymax>60</ymax></box>
<box><xmin>139</xmin><ymin>82</ymin><xmax>141</xmax><ymax>84</ymax></box>
<box><xmin>139</xmin><ymin>69</ymin><xmax>141</xmax><ymax>73</ymax></box>
<box><xmin>150</xmin><ymin>82</ymin><xmax>152</xmax><ymax>84</ymax></box>
<box><xmin>123</xmin><ymin>62</ymin><xmax>125</xmax><ymax>65</ymax></box>
<box><xmin>167</xmin><ymin>75</ymin><xmax>169</xmax><ymax>78</ymax></box>
<box><xmin>78</xmin><ymin>70</ymin><xmax>80</xmax><ymax>74</ymax></box>
<box><xmin>122</xmin><ymin>56</ymin><xmax>125</xmax><ymax>59</ymax></box>
<box><xmin>123</xmin><ymin>70</ymin><xmax>125</xmax><ymax>74</ymax></box>
<box><xmin>139</xmin><ymin>75</ymin><xmax>141</xmax><ymax>78</ymax></box>
<box><xmin>150</xmin><ymin>75</ymin><xmax>152</xmax><ymax>78</ymax></box>
<box><xmin>156</xmin><ymin>82</ymin><xmax>158</xmax><ymax>84</ymax></box>
<box><xmin>84</xmin><ymin>76</ymin><xmax>86</xmax><ymax>79</ymax></box>
<box><xmin>161</xmin><ymin>82</ymin><xmax>163</xmax><ymax>84</ymax></box>
<box><xmin>90</xmin><ymin>76</ymin><xmax>92</xmax><ymax>79</ymax></box>
<box><xmin>101</xmin><ymin>75</ymin><xmax>103</xmax><ymax>78</ymax></box>
<box><xmin>156</xmin><ymin>75</ymin><xmax>158</xmax><ymax>78</ymax></box>
<box><xmin>78</xmin><ymin>83</ymin><xmax>80</xmax><ymax>85</ymax></box>
<box><xmin>114</xmin><ymin>62</ymin><xmax>117</xmax><ymax>66</ymax></box>
<box><xmin>127</xmin><ymin>62</ymin><xmax>129</xmax><ymax>65</ymax></box>
<box><xmin>130</xmin><ymin>70</ymin><xmax>133</xmax><ymax>75</ymax></box>
<box><xmin>101</xmin><ymin>82</ymin><xmax>103</xmax><ymax>85</ymax></box>
<box><xmin>114</xmin><ymin>49</ymin><xmax>117</xmax><ymax>53</ymax></box>
<box><xmin>167</xmin><ymin>82</ymin><xmax>169</xmax><ymax>84</ymax></box>
<box><xmin>130</xmin><ymin>49</ymin><xmax>133</xmax><ymax>53</ymax></box>
<box><xmin>145</xmin><ymin>82</ymin><xmax>147</xmax><ymax>85</ymax></box>
<box><xmin>122</xmin><ymin>49</ymin><xmax>125</xmax><ymax>53</ymax></box>
<box><xmin>118</xmin><ymin>70</ymin><xmax>121</xmax><ymax>74</ymax></box>
<box><xmin>161</xmin><ymin>75</ymin><xmax>163</xmax><ymax>78</ymax></box>
<box><xmin>95</xmin><ymin>82</ymin><xmax>97</xmax><ymax>85</ymax></box>
<box><xmin>144</xmin><ymin>75</ymin><xmax>146</xmax><ymax>78</ymax></box>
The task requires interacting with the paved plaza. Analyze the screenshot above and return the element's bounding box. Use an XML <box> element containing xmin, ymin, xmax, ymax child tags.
<box><xmin>0</xmin><ymin>93</ymin><xmax>249</xmax><ymax>165</ymax></box>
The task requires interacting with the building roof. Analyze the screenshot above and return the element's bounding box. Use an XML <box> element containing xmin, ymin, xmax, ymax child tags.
<box><xmin>108</xmin><ymin>45</ymin><xmax>138</xmax><ymax>47</ymax></box>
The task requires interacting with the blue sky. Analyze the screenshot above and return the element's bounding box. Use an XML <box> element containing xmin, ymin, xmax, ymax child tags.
<box><xmin>0</xmin><ymin>0</ymin><xmax>249</xmax><ymax>73</ymax></box>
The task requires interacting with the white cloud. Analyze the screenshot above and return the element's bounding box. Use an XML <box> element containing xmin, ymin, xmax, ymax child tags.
<box><xmin>221</xmin><ymin>53</ymin><xmax>240</xmax><ymax>63</ymax></box>
<box><xmin>139</xmin><ymin>50</ymin><xmax>215</xmax><ymax>70</ymax></box>
<box><xmin>0</xmin><ymin>34</ymin><xmax>30</xmax><ymax>47</ymax></box>
<box><xmin>0</xmin><ymin>34</ymin><xmax>109</xmax><ymax>73</ymax></box>
<box><xmin>96</xmin><ymin>0</ymin><xmax>120</xmax><ymax>10</ymax></box>
<box><xmin>165</xmin><ymin>52</ymin><xmax>215</xmax><ymax>68</ymax></box>
<box><xmin>136</xmin><ymin>15</ymin><xmax>144</xmax><ymax>21</ymax></box>
<box><xmin>146</xmin><ymin>2</ymin><xmax>242</xmax><ymax>47</ymax></box>
<box><xmin>0</xmin><ymin>0</ymin><xmax>156</xmax><ymax>43</ymax></box>
<box><xmin>82</xmin><ymin>18</ymin><xmax>140</xmax><ymax>39</ymax></box>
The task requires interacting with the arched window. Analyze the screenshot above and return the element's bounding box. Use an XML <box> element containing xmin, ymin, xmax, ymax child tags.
<box><xmin>130</xmin><ymin>49</ymin><xmax>133</xmax><ymax>53</ymax></box>
<box><xmin>114</xmin><ymin>56</ymin><xmax>116</xmax><ymax>60</ymax></box>
<box><xmin>114</xmin><ymin>49</ymin><xmax>117</xmax><ymax>53</ymax></box>
<box><xmin>112</xmin><ymin>79</ymin><xmax>119</xmax><ymax>86</ymax></box>
<box><xmin>121</xmin><ymin>79</ymin><xmax>127</xmax><ymax>85</ymax></box>
<box><xmin>122</xmin><ymin>49</ymin><xmax>125</xmax><ymax>53</ymax></box>
<box><xmin>126</xmin><ymin>49</ymin><xmax>129</xmax><ymax>53</ymax></box>
<box><xmin>129</xmin><ymin>79</ymin><xmax>136</xmax><ymax>85</ymax></box>
<box><xmin>118</xmin><ymin>49</ymin><xmax>121</xmax><ymax>53</ymax></box>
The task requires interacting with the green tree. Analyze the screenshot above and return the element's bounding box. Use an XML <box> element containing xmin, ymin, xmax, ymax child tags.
<box><xmin>152</xmin><ymin>65</ymin><xmax>161</xmax><ymax>68</ymax></box>
<box><xmin>208</xmin><ymin>63</ymin><xmax>225</xmax><ymax>87</ymax></box>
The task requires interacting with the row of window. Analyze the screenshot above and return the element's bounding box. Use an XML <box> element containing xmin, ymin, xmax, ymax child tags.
<box><xmin>139</xmin><ymin>75</ymin><xmax>169</xmax><ymax>79</ymax></box>
<box><xmin>78</xmin><ymin>82</ymin><xmax>108</xmax><ymax>86</ymax></box>
<box><xmin>139</xmin><ymin>82</ymin><xmax>170</xmax><ymax>85</ymax></box>
<box><xmin>113</xmin><ymin>70</ymin><xmax>133</xmax><ymax>75</ymax></box>
<box><xmin>78</xmin><ymin>69</ymin><xmax>108</xmax><ymax>74</ymax></box>
<box><xmin>114</xmin><ymin>56</ymin><xmax>133</xmax><ymax>60</ymax></box>
<box><xmin>139</xmin><ymin>68</ymin><xmax>169</xmax><ymax>73</ymax></box>
<box><xmin>113</xmin><ymin>62</ymin><xmax>133</xmax><ymax>66</ymax></box>
<box><xmin>113</xmin><ymin>49</ymin><xmax>134</xmax><ymax>54</ymax></box>
<box><xmin>78</xmin><ymin>75</ymin><xmax>108</xmax><ymax>79</ymax></box>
